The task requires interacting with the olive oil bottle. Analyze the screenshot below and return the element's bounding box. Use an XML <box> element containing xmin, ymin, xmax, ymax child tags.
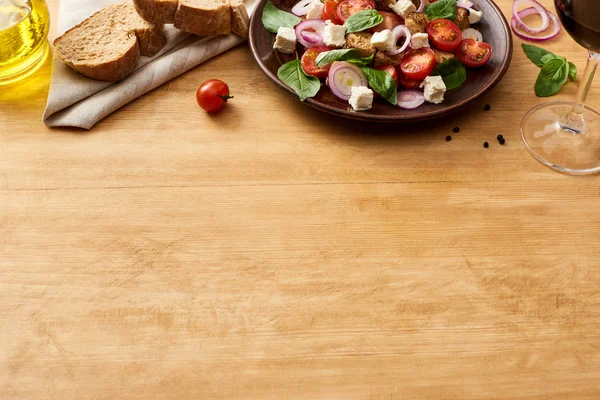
<box><xmin>0</xmin><ymin>0</ymin><xmax>49</xmax><ymax>85</ymax></box>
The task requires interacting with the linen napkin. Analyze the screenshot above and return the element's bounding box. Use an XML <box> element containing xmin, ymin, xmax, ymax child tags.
<box><xmin>43</xmin><ymin>0</ymin><xmax>256</xmax><ymax>129</ymax></box>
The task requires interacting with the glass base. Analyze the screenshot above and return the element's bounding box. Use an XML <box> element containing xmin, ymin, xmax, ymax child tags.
<box><xmin>0</xmin><ymin>40</ymin><xmax>49</xmax><ymax>86</ymax></box>
<box><xmin>521</xmin><ymin>101</ymin><xmax>600</xmax><ymax>175</ymax></box>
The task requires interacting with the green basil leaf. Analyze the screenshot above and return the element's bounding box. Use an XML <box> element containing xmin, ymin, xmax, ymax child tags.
<box><xmin>425</xmin><ymin>0</ymin><xmax>457</xmax><ymax>21</ymax></box>
<box><xmin>521</xmin><ymin>43</ymin><xmax>554</xmax><ymax>67</ymax></box>
<box><xmin>431</xmin><ymin>58</ymin><xmax>466</xmax><ymax>90</ymax></box>
<box><xmin>360</xmin><ymin>67</ymin><xmax>397</xmax><ymax>105</ymax></box>
<box><xmin>344</xmin><ymin>9</ymin><xmax>383</xmax><ymax>33</ymax></box>
<box><xmin>534</xmin><ymin>59</ymin><xmax>569</xmax><ymax>97</ymax></box>
<box><xmin>541</xmin><ymin>53</ymin><xmax>565</xmax><ymax>64</ymax></box>
<box><xmin>262</xmin><ymin>1</ymin><xmax>301</xmax><ymax>34</ymax></box>
<box><xmin>568</xmin><ymin>61</ymin><xmax>577</xmax><ymax>81</ymax></box>
<box><xmin>345</xmin><ymin>54</ymin><xmax>374</xmax><ymax>67</ymax></box>
<box><xmin>316</xmin><ymin>49</ymin><xmax>362</xmax><ymax>67</ymax></box>
<box><xmin>277</xmin><ymin>58</ymin><xmax>321</xmax><ymax>101</ymax></box>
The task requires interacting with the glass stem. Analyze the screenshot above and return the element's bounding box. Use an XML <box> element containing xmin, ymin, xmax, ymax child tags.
<box><xmin>561</xmin><ymin>51</ymin><xmax>600</xmax><ymax>134</ymax></box>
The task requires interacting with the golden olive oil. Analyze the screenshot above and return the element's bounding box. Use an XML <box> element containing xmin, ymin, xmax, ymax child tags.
<box><xmin>0</xmin><ymin>0</ymin><xmax>49</xmax><ymax>85</ymax></box>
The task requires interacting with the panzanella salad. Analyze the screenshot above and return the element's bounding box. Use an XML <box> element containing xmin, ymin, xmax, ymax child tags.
<box><xmin>262</xmin><ymin>0</ymin><xmax>493</xmax><ymax>111</ymax></box>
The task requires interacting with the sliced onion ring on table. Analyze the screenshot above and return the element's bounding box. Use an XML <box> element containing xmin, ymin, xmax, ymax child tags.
<box><xmin>386</xmin><ymin>25</ymin><xmax>411</xmax><ymax>56</ymax></box>
<box><xmin>457</xmin><ymin>0</ymin><xmax>474</xmax><ymax>9</ymax></box>
<box><xmin>327</xmin><ymin>62</ymin><xmax>368</xmax><ymax>101</ymax></box>
<box><xmin>462</xmin><ymin>27</ymin><xmax>483</xmax><ymax>42</ymax></box>
<box><xmin>292</xmin><ymin>0</ymin><xmax>316</xmax><ymax>16</ymax></box>
<box><xmin>511</xmin><ymin>7</ymin><xmax>560</xmax><ymax>42</ymax></box>
<box><xmin>397</xmin><ymin>90</ymin><xmax>425</xmax><ymax>109</ymax></box>
<box><xmin>512</xmin><ymin>0</ymin><xmax>550</xmax><ymax>34</ymax></box>
<box><xmin>295</xmin><ymin>19</ymin><xmax>325</xmax><ymax>48</ymax></box>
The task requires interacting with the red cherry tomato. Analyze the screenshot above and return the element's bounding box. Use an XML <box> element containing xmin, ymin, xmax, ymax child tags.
<box><xmin>196</xmin><ymin>79</ymin><xmax>232</xmax><ymax>113</ymax></box>
<box><xmin>322</xmin><ymin>0</ymin><xmax>344</xmax><ymax>24</ymax></box>
<box><xmin>301</xmin><ymin>46</ymin><xmax>333</xmax><ymax>78</ymax></box>
<box><xmin>427</xmin><ymin>18</ymin><xmax>463</xmax><ymax>52</ymax></box>
<box><xmin>336</xmin><ymin>0</ymin><xmax>375</xmax><ymax>22</ymax></box>
<box><xmin>371</xmin><ymin>11</ymin><xmax>404</xmax><ymax>33</ymax></box>
<box><xmin>375</xmin><ymin>64</ymin><xmax>399</xmax><ymax>87</ymax></box>
<box><xmin>455</xmin><ymin>38</ymin><xmax>492</xmax><ymax>67</ymax></box>
<box><xmin>400</xmin><ymin>48</ymin><xmax>437</xmax><ymax>82</ymax></box>
<box><xmin>398</xmin><ymin>73</ymin><xmax>422</xmax><ymax>89</ymax></box>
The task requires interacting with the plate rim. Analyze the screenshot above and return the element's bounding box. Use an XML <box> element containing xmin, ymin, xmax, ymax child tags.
<box><xmin>248</xmin><ymin>0</ymin><xmax>513</xmax><ymax>123</ymax></box>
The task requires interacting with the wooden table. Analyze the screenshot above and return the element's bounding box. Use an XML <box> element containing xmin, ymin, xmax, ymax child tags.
<box><xmin>2</xmin><ymin>0</ymin><xmax>600</xmax><ymax>398</ymax></box>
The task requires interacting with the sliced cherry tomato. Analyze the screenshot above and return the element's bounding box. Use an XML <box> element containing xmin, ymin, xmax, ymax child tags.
<box><xmin>398</xmin><ymin>73</ymin><xmax>422</xmax><ymax>89</ymax></box>
<box><xmin>323</xmin><ymin>0</ymin><xmax>344</xmax><ymax>24</ymax></box>
<box><xmin>375</xmin><ymin>64</ymin><xmax>399</xmax><ymax>87</ymax></box>
<box><xmin>196</xmin><ymin>79</ymin><xmax>232</xmax><ymax>113</ymax></box>
<box><xmin>301</xmin><ymin>46</ymin><xmax>332</xmax><ymax>78</ymax></box>
<box><xmin>427</xmin><ymin>18</ymin><xmax>463</xmax><ymax>52</ymax></box>
<box><xmin>400</xmin><ymin>48</ymin><xmax>437</xmax><ymax>82</ymax></box>
<box><xmin>336</xmin><ymin>0</ymin><xmax>375</xmax><ymax>22</ymax></box>
<box><xmin>455</xmin><ymin>38</ymin><xmax>492</xmax><ymax>67</ymax></box>
<box><xmin>371</xmin><ymin>11</ymin><xmax>404</xmax><ymax>33</ymax></box>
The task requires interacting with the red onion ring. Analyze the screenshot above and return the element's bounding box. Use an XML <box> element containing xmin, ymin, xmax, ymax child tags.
<box><xmin>512</xmin><ymin>0</ymin><xmax>550</xmax><ymax>34</ymax></box>
<box><xmin>397</xmin><ymin>90</ymin><xmax>425</xmax><ymax>109</ymax></box>
<box><xmin>386</xmin><ymin>25</ymin><xmax>411</xmax><ymax>56</ymax></box>
<box><xmin>511</xmin><ymin>7</ymin><xmax>560</xmax><ymax>42</ymax></box>
<box><xmin>295</xmin><ymin>19</ymin><xmax>325</xmax><ymax>48</ymax></box>
<box><xmin>462</xmin><ymin>27</ymin><xmax>483</xmax><ymax>42</ymax></box>
<box><xmin>457</xmin><ymin>0</ymin><xmax>473</xmax><ymax>9</ymax></box>
<box><xmin>292</xmin><ymin>0</ymin><xmax>317</xmax><ymax>16</ymax></box>
<box><xmin>416</xmin><ymin>0</ymin><xmax>424</xmax><ymax>13</ymax></box>
<box><xmin>327</xmin><ymin>62</ymin><xmax>368</xmax><ymax>101</ymax></box>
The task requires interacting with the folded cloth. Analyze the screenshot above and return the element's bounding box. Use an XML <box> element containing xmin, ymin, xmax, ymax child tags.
<box><xmin>43</xmin><ymin>0</ymin><xmax>256</xmax><ymax>129</ymax></box>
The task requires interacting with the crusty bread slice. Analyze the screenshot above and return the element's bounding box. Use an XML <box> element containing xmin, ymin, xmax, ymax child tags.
<box><xmin>230</xmin><ymin>0</ymin><xmax>249</xmax><ymax>38</ymax></box>
<box><xmin>53</xmin><ymin>2</ymin><xmax>166</xmax><ymax>81</ymax></box>
<box><xmin>173</xmin><ymin>0</ymin><xmax>232</xmax><ymax>37</ymax></box>
<box><xmin>133</xmin><ymin>0</ymin><xmax>178</xmax><ymax>24</ymax></box>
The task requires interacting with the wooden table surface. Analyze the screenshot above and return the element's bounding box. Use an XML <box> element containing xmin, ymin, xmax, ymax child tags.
<box><xmin>2</xmin><ymin>0</ymin><xmax>600</xmax><ymax>398</ymax></box>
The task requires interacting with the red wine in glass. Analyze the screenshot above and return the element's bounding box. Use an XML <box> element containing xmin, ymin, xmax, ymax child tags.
<box><xmin>520</xmin><ymin>0</ymin><xmax>600</xmax><ymax>175</ymax></box>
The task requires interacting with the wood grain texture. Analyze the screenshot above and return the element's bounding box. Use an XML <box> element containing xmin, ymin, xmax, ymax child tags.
<box><xmin>1</xmin><ymin>0</ymin><xmax>600</xmax><ymax>399</ymax></box>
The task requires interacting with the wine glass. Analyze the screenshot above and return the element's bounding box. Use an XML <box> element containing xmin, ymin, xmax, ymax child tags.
<box><xmin>520</xmin><ymin>0</ymin><xmax>600</xmax><ymax>175</ymax></box>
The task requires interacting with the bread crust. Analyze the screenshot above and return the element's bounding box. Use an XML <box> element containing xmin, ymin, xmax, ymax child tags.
<box><xmin>133</xmin><ymin>0</ymin><xmax>178</xmax><ymax>24</ymax></box>
<box><xmin>174</xmin><ymin>0</ymin><xmax>232</xmax><ymax>36</ymax></box>
<box><xmin>230</xmin><ymin>0</ymin><xmax>249</xmax><ymax>38</ymax></box>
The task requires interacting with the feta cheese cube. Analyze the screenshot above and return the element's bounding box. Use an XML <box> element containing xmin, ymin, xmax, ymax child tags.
<box><xmin>390</xmin><ymin>0</ymin><xmax>416</xmax><ymax>18</ymax></box>
<box><xmin>273</xmin><ymin>27</ymin><xmax>296</xmax><ymax>54</ymax></box>
<box><xmin>349</xmin><ymin>86</ymin><xmax>374</xmax><ymax>111</ymax></box>
<box><xmin>419</xmin><ymin>76</ymin><xmax>446</xmax><ymax>104</ymax></box>
<box><xmin>468</xmin><ymin>9</ymin><xmax>483</xmax><ymax>24</ymax></box>
<box><xmin>306</xmin><ymin>1</ymin><xmax>324</xmax><ymax>19</ymax></box>
<box><xmin>411</xmin><ymin>32</ymin><xmax>429</xmax><ymax>49</ymax></box>
<box><xmin>324</xmin><ymin>20</ymin><xmax>346</xmax><ymax>47</ymax></box>
<box><xmin>371</xmin><ymin>29</ymin><xmax>395</xmax><ymax>52</ymax></box>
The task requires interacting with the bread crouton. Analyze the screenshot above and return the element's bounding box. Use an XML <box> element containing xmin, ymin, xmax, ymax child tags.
<box><xmin>344</xmin><ymin>32</ymin><xmax>376</xmax><ymax>58</ymax></box>
<box><xmin>375</xmin><ymin>0</ymin><xmax>395</xmax><ymax>11</ymax></box>
<box><xmin>405</xmin><ymin>12</ymin><xmax>428</xmax><ymax>34</ymax></box>
<box><xmin>455</xmin><ymin>7</ymin><xmax>470</xmax><ymax>31</ymax></box>
<box><xmin>373</xmin><ymin>51</ymin><xmax>404</xmax><ymax>68</ymax></box>
<box><xmin>432</xmin><ymin>47</ymin><xmax>455</xmax><ymax>64</ymax></box>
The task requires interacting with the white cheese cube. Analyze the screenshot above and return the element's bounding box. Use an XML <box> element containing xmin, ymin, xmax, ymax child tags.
<box><xmin>273</xmin><ymin>27</ymin><xmax>297</xmax><ymax>54</ymax></box>
<box><xmin>411</xmin><ymin>32</ymin><xmax>429</xmax><ymax>49</ymax></box>
<box><xmin>349</xmin><ymin>86</ymin><xmax>374</xmax><ymax>111</ymax></box>
<box><xmin>306</xmin><ymin>1</ymin><xmax>324</xmax><ymax>19</ymax></box>
<box><xmin>370</xmin><ymin>29</ymin><xmax>395</xmax><ymax>52</ymax></box>
<box><xmin>390</xmin><ymin>0</ymin><xmax>416</xmax><ymax>18</ymax></box>
<box><xmin>468</xmin><ymin>9</ymin><xmax>483</xmax><ymax>24</ymax></box>
<box><xmin>324</xmin><ymin>20</ymin><xmax>346</xmax><ymax>47</ymax></box>
<box><xmin>419</xmin><ymin>75</ymin><xmax>446</xmax><ymax>104</ymax></box>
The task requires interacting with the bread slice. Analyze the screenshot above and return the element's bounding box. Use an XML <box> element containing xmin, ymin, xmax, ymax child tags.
<box><xmin>230</xmin><ymin>0</ymin><xmax>249</xmax><ymax>38</ymax></box>
<box><xmin>53</xmin><ymin>2</ymin><xmax>166</xmax><ymax>81</ymax></box>
<box><xmin>173</xmin><ymin>0</ymin><xmax>232</xmax><ymax>37</ymax></box>
<box><xmin>133</xmin><ymin>0</ymin><xmax>178</xmax><ymax>24</ymax></box>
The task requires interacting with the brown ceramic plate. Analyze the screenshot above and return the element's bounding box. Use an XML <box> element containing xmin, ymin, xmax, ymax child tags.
<box><xmin>249</xmin><ymin>0</ymin><xmax>513</xmax><ymax>122</ymax></box>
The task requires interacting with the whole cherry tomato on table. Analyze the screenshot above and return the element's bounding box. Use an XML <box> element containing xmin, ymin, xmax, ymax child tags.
<box><xmin>196</xmin><ymin>79</ymin><xmax>233</xmax><ymax>113</ymax></box>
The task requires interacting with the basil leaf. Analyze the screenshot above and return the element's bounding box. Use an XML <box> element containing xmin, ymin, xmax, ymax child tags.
<box><xmin>431</xmin><ymin>58</ymin><xmax>466</xmax><ymax>90</ymax></box>
<box><xmin>344</xmin><ymin>9</ymin><xmax>383</xmax><ymax>33</ymax></box>
<box><xmin>346</xmin><ymin>54</ymin><xmax>374</xmax><ymax>67</ymax></box>
<box><xmin>262</xmin><ymin>1</ymin><xmax>301</xmax><ymax>34</ymax></box>
<box><xmin>568</xmin><ymin>61</ymin><xmax>577</xmax><ymax>81</ymax></box>
<box><xmin>541</xmin><ymin>53</ymin><xmax>565</xmax><ymax>64</ymax></box>
<box><xmin>316</xmin><ymin>49</ymin><xmax>362</xmax><ymax>67</ymax></box>
<box><xmin>360</xmin><ymin>67</ymin><xmax>397</xmax><ymax>105</ymax></box>
<box><xmin>521</xmin><ymin>43</ymin><xmax>553</xmax><ymax>67</ymax></box>
<box><xmin>425</xmin><ymin>0</ymin><xmax>457</xmax><ymax>21</ymax></box>
<box><xmin>534</xmin><ymin>59</ymin><xmax>569</xmax><ymax>97</ymax></box>
<box><xmin>277</xmin><ymin>58</ymin><xmax>321</xmax><ymax>101</ymax></box>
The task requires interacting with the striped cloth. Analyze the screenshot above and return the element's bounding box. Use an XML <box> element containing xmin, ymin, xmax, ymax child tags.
<box><xmin>43</xmin><ymin>0</ymin><xmax>255</xmax><ymax>129</ymax></box>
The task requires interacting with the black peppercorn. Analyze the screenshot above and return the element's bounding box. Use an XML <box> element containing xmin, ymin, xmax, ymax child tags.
<box><xmin>497</xmin><ymin>134</ymin><xmax>503</xmax><ymax>140</ymax></box>
<box><xmin>446</xmin><ymin>135</ymin><xmax>452</xmax><ymax>141</ymax></box>
<box><xmin>499</xmin><ymin>138</ymin><xmax>506</xmax><ymax>145</ymax></box>
<box><xmin>484</xmin><ymin>142</ymin><xmax>489</xmax><ymax>148</ymax></box>
<box><xmin>453</xmin><ymin>127</ymin><xmax>460</xmax><ymax>133</ymax></box>
<box><xmin>484</xmin><ymin>104</ymin><xmax>491</xmax><ymax>111</ymax></box>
